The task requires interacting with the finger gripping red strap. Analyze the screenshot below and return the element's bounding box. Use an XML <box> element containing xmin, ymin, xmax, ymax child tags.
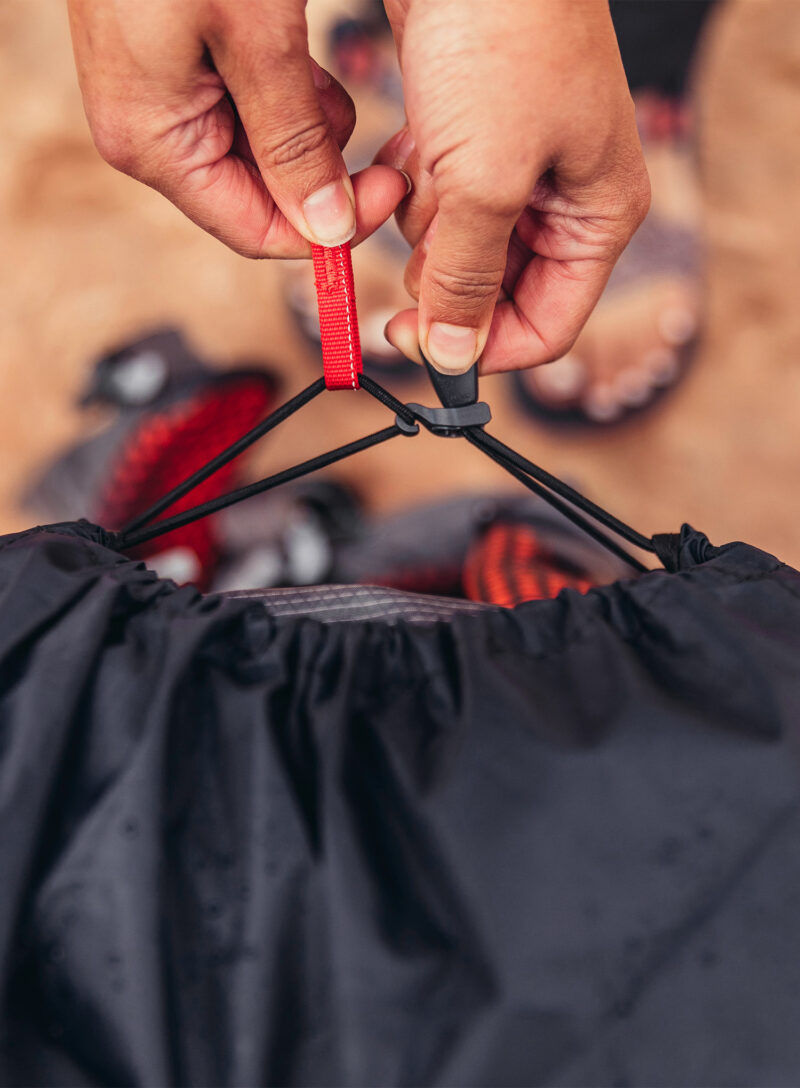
<box><xmin>311</xmin><ymin>243</ymin><xmax>362</xmax><ymax>390</ymax></box>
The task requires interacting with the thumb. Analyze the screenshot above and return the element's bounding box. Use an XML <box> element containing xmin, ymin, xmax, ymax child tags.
<box><xmin>214</xmin><ymin>18</ymin><xmax>356</xmax><ymax>247</ymax></box>
<box><xmin>418</xmin><ymin>199</ymin><xmax>516</xmax><ymax>374</ymax></box>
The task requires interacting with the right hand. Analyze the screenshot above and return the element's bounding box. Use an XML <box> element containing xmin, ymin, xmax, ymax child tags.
<box><xmin>67</xmin><ymin>0</ymin><xmax>408</xmax><ymax>257</ymax></box>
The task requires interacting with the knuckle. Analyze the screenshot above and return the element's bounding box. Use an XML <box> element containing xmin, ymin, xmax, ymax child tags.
<box><xmin>426</xmin><ymin>264</ymin><xmax>503</xmax><ymax>305</ymax></box>
<box><xmin>261</xmin><ymin>117</ymin><xmax>330</xmax><ymax>171</ymax></box>
<box><xmin>471</xmin><ymin>189</ymin><xmax>522</xmax><ymax>222</ymax></box>
<box><xmin>544</xmin><ymin>332</ymin><xmax>579</xmax><ymax>364</ymax></box>
<box><xmin>443</xmin><ymin>178</ymin><xmax>519</xmax><ymax>220</ymax></box>
<box><xmin>494</xmin><ymin>192</ymin><xmax>529</xmax><ymax>220</ymax></box>
<box><xmin>207</xmin><ymin>4</ymin><xmax>306</xmax><ymax>56</ymax></box>
<box><xmin>436</xmin><ymin>159</ymin><xmax>527</xmax><ymax>221</ymax></box>
<box><xmin>601</xmin><ymin>166</ymin><xmax>652</xmax><ymax>254</ymax></box>
<box><xmin>609</xmin><ymin>152</ymin><xmax>651</xmax><ymax>226</ymax></box>
<box><xmin>89</xmin><ymin>115</ymin><xmax>138</xmax><ymax>174</ymax></box>
<box><xmin>202</xmin><ymin>0</ymin><xmax>233</xmax><ymax>36</ymax></box>
<box><xmin>630</xmin><ymin>170</ymin><xmax>652</xmax><ymax>224</ymax></box>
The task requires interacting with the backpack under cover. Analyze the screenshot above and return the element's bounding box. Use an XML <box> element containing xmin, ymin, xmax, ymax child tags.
<box><xmin>0</xmin><ymin>521</ymin><xmax>799</xmax><ymax>1086</ymax></box>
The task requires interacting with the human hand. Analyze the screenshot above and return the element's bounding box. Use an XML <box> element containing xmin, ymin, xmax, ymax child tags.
<box><xmin>375</xmin><ymin>0</ymin><xmax>651</xmax><ymax>374</ymax></box>
<box><xmin>67</xmin><ymin>0</ymin><xmax>409</xmax><ymax>257</ymax></box>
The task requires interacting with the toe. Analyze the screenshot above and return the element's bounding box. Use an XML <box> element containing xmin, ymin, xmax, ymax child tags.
<box><xmin>613</xmin><ymin>367</ymin><xmax>656</xmax><ymax>408</ymax></box>
<box><xmin>583</xmin><ymin>384</ymin><xmax>624</xmax><ymax>423</ymax></box>
<box><xmin>643</xmin><ymin>346</ymin><xmax>681</xmax><ymax>387</ymax></box>
<box><xmin>526</xmin><ymin>353</ymin><xmax>587</xmax><ymax>407</ymax></box>
<box><xmin>657</xmin><ymin>303</ymin><xmax>698</xmax><ymax>347</ymax></box>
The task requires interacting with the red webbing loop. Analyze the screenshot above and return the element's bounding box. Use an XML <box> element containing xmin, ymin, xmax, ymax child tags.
<box><xmin>311</xmin><ymin>243</ymin><xmax>362</xmax><ymax>390</ymax></box>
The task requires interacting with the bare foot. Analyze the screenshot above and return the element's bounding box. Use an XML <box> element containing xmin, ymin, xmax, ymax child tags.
<box><xmin>520</xmin><ymin>274</ymin><xmax>699</xmax><ymax>423</ymax></box>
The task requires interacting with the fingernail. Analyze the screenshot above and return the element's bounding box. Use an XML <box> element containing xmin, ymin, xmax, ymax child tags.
<box><xmin>426</xmin><ymin>322</ymin><xmax>478</xmax><ymax>374</ymax></box>
<box><xmin>399</xmin><ymin>170</ymin><xmax>413</xmax><ymax>196</ymax></box>
<box><xmin>303</xmin><ymin>178</ymin><xmax>356</xmax><ymax>247</ymax></box>
<box><xmin>310</xmin><ymin>59</ymin><xmax>331</xmax><ymax>91</ymax></box>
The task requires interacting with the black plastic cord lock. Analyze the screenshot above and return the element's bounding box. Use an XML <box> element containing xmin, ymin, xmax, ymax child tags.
<box><xmin>391</xmin><ymin>353</ymin><xmax>490</xmax><ymax>435</ymax></box>
<box><xmin>423</xmin><ymin>356</ymin><xmax>479</xmax><ymax>410</ymax></box>
<box><xmin>398</xmin><ymin>401</ymin><xmax>492</xmax><ymax>437</ymax></box>
<box><xmin>395</xmin><ymin>415</ymin><xmax>421</xmax><ymax>436</ymax></box>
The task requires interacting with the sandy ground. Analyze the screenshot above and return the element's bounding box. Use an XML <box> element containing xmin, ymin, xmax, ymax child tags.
<box><xmin>2</xmin><ymin>1</ymin><xmax>800</xmax><ymax>568</ymax></box>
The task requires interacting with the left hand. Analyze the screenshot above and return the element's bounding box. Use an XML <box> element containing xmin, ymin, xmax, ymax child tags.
<box><xmin>374</xmin><ymin>0</ymin><xmax>651</xmax><ymax>375</ymax></box>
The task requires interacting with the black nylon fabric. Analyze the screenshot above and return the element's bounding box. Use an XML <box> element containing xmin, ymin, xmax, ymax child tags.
<box><xmin>1</xmin><ymin>521</ymin><xmax>800</xmax><ymax>1086</ymax></box>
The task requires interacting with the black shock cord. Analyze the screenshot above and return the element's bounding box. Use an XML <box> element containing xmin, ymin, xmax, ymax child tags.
<box><xmin>113</xmin><ymin>373</ymin><xmax>659</xmax><ymax>574</ymax></box>
<box><xmin>359</xmin><ymin>374</ymin><xmax>654</xmax><ymax>571</ymax></box>
<box><xmin>358</xmin><ymin>374</ymin><xmax>417</xmax><ymax>426</ymax></box>
<box><xmin>469</xmin><ymin>430</ymin><xmax>654</xmax><ymax>554</ymax></box>
<box><xmin>120</xmin><ymin>377</ymin><xmax>326</xmax><ymax>538</ymax></box>
<box><xmin>116</xmin><ymin>420</ymin><xmax>405</xmax><ymax>550</ymax></box>
<box><xmin>463</xmin><ymin>430</ymin><xmax>650</xmax><ymax>573</ymax></box>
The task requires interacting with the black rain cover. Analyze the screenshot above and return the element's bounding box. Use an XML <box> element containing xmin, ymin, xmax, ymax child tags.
<box><xmin>1</xmin><ymin>520</ymin><xmax>800</xmax><ymax>1087</ymax></box>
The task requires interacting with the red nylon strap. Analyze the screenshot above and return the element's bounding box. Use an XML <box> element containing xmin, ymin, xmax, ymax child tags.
<box><xmin>311</xmin><ymin>243</ymin><xmax>362</xmax><ymax>390</ymax></box>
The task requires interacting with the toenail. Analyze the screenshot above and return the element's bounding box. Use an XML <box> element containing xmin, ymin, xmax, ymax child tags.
<box><xmin>643</xmin><ymin>347</ymin><xmax>679</xmax><ymax>386</ymax></box>
<box><xmin>583</xmin><ymin>385</ymin><xmax>623</xmax><ymax>423</ymax></box>
<box><xmin>614</xmin><ymin>369</ymin><xmax>653</xmax><ymax>408</ymax></box>
<box><xmin>658</xmin><ymin>305</ymin><xmax>697</xmax><ymax>346</ymax></box>
<box><xmin>535</xmin><ymin>354</ymin><xmax>586</xmax><ymax>398</ymax></box>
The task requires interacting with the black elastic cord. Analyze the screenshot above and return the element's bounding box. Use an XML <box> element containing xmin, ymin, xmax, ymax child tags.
<box><xmin>117</xmin><ymin>424</ymin><xmax>403</xmax><ymax>551</ymax></box>
<box><xmin>362</xmin><ymin>375</ymin><xmax>653</xmax><ymax>569</ymax></box>
<box><xmin>111</xmin><ymin>369</ymin><xmax>659</xmax><ymax>576</ymax></box>
<box><xmin>474</xmin><ymin>429</ymin><xmax>655</xmax><ymax>555</ymax></box>
<box><xmin>122</xmin><ymin>377</ymin><xmax>326</xmax><ymax>536</ymax></box>
<box><xmin>359</xmin><ymin>374</ymin><xmax>418</xmax><ymax>427</ymax></box>
<box><xmin>464</xmin><ymin>429</ymin><xmax>650</xmax><ymax>573</ymax></box>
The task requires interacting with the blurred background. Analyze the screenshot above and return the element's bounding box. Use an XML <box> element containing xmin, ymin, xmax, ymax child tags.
<box><xmin>2</xmin><ymin>0</ymin><xmax>800</xmax><ymax>590</ymax></box>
